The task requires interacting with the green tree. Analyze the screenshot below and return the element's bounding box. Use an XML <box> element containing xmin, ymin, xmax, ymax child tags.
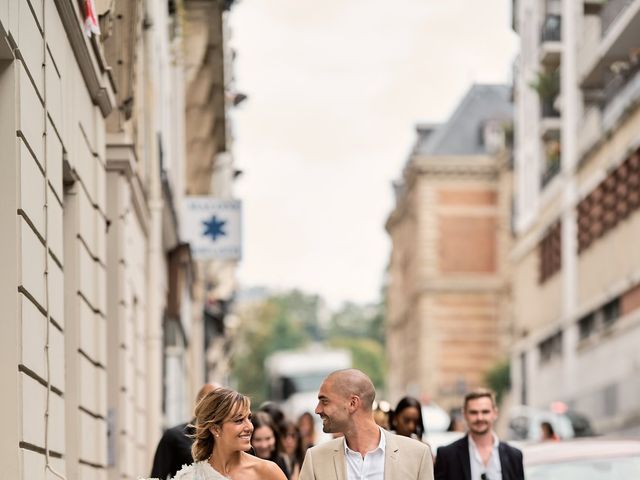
<box><xmin>231</xmin><ymin>300</ymin><xmax>278</xmax><ymax>404</ymax></box>
<box><xmin>484</xmin><ymin>359</ymin><xmax>511</xmax><ymax>406</ymax></box>
<box><xmin>272</xmin><ymin>289</ymin><xmax>325</xmax><ymax>341</ymax></box>
<box><xmin>231</xmin><ymin>289</ymin><xmax>388</xmax><ymax>402</ymax></box>
<box><xmin>328</xmin><ymin>337</ymin><xmax>386</xmax><ymax>391</ymax></box>
<box><xmin>326</xmin><ymin>301</ymin><xmax>386</xmax><ymax>391</ymax></box>
<box><xmin>328</xmin><ymin>301</ymin><xmax>385</xmax><ymax>343</ymax></box>
<box><xmin>231</xmin><ymin>290</ymin><xmax>321</xmax><ymax>403</ymax></box>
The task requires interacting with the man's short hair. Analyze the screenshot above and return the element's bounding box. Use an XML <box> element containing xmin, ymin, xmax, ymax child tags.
<box><xmin>463</xmin><ymin>388</ymin><xmax>497</xmax><ymax>410</ymax></box>
<box><xmin>327</xmin><ymin>369</ymin><xmax>376</xmax><ymax>411</ymax></box>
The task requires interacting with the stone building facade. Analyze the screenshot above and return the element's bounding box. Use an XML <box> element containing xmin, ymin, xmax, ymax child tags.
<box><xmin>511</xmin><ymin>0</ymin><xmax>640</xmax><ymax>435</ymax></box>
<box><xmin>0</xmin><ymin>1</ymin><xmax>237</xmax><ymax>479</ymax></box>
<box><xmin>385</xmin><ymin>85</ymin><xmax>513</xmax><ymax>411</ymax></box>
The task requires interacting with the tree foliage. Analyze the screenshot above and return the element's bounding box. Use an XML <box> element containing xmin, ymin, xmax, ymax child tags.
<box><xmin>328</xmin><ymin>336</ymin><xmax>386</xmax><ymax>390</ymax></box>
<box><xmin>484</xmin><ymin>359</ymin><xmax>511</xmax><ymax>406</ymax></box>
<box><xmin>231</xmin><ymin>289</ymin><xmax>387</xmax><ymax>404</ymax></box>
<box><xmin>231</xmin><ymin>290</ymin><xmax>319</xmax><ymax>404</ymax></box>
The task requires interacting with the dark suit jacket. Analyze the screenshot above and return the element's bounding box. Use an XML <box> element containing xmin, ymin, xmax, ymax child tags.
<box><xmin>434</xmin><ymin>435</ymin><xmax>524</xmax><ymax>480</ymax></box>
<box><xmin>150</xmin><ymin>422</ymin><xmax>195</xmax><ymax>479</ymax></box>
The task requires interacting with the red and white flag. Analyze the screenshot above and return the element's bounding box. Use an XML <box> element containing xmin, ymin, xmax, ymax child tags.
<box><xmin>83</xmin><ymin>0</ymin><xmax>100</xmax><ymax>37</ymax></box>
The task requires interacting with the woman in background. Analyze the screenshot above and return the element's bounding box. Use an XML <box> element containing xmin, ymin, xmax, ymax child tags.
<box><xmin>172</xmin><ymin>387</ymin><xmax>287</xmax><ymax>480</ymax></box>
<box><xmin>296</xmin><ymin>412</ymin><xmax>315</xmax><ymax>452</ymax></box>
<box><xmin>280</xmin><ymin>420</ymin><xmax>304</xmax><ymax>480</ymax></box>
<box><xmin>540</xmin><ymin>421</ymin><xmax>560</xmax><ymax>442</ymax></box>
<box><xmin>251</xmin><ymin>411</ymin><xmax>290</xmax><ymax>478</ymax></box>
<box><xmin>390</xmin><ymin>396</ymin><xmax>425</xmax><ymax>440</ymax></box>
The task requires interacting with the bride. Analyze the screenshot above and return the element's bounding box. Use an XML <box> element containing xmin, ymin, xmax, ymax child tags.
<box><xmin>173</xmin><ymin>387</ymin><xmax>287</xmax><ymax>480</ymax></box>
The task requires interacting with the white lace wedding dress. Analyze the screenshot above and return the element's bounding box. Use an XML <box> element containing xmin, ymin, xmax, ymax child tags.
<box><xmin>166</xmin><ymin>461</ymin><xmax>231</xmax><ymax>480</ymax></box>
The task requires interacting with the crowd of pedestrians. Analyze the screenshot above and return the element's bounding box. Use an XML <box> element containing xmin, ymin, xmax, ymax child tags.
<box><xmin>146</xmin><ymin>370</ymin><xmax>525</xmax><ymax>480</ymax></box>
<box><xmin>149</xmin><ymin>385</ymin><xmax>321</xmax><ymax>480</ymax></box>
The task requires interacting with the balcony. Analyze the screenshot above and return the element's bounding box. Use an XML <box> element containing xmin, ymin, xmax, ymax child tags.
<box><xmin>581</xmin><ymin>0</ymin><xmax>640</xmax><ymax>89</ymax></box>
<box><xmin>602</xmin><ymin>62</ymin><xmax>640</xmax><ymax>131</ymax></box>
<box><xmin>541</xmin><ymin>96</ymin><xmax>560</xmax><ymax>118</ymax></box>
<box><xmin>531</xmin><ymin>69</ymin><xmax>561</xmax><ymax>124</ymax></box>
<box><xmin>541</xmin><ymin>138</ymin><xmax>561</xmax><ymax>189</ymax></box>
<box><xmin>577</xmin><ymin>106</ymin><xmax>602</xmax><ymax>161</ymax></box>
<box><xmin>541</xmin><ymin>117</ymin><xmax>561</xmax><ymax>140</ymax></box>
<box><xmin>540</xmin><ymin>15</ymin><xmax>562</xmax><ymax>66</ymax></box>
<box><xmin>540</xmin><ymin>96</ymin><xmax>561</xmax><ymax>140</ymax></box>
<box><xmin>541</xmin><ymin>155</ymin><xmax>561</xmax><ymax>188</ymax></box>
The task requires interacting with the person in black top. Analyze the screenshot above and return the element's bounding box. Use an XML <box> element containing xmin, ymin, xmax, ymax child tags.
<box><xmin>390</xmin><ymin>396</ymin><xmax>425</xmax><ymax>440</ymax></box>
<box><xmin>251</xmin><ymin>411</ymin><xmax>290</xmax><ymax>478</ymax></box>
<box><xmin>150</xmin><ymin>383</ymin><xmax>218</xmax><ymax>479</ymax></box>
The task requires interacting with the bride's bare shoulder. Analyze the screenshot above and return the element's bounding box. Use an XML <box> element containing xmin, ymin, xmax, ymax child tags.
<box><xmin>243</xmin><ymin>455</ymin><xmax>287</xmax><ymax>480</ymax></box>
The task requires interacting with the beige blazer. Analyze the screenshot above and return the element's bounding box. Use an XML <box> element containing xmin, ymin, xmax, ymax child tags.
<box><xmin>299</xmin><ymin>429</ymin><xmax>434</xmax><ymax>480</ymax></box>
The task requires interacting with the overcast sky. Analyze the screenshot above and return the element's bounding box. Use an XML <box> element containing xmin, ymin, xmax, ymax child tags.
<box><xmin>229</xmin><ymin>0</ymin><xmax>518</xmax><ymax>307</ymax></box>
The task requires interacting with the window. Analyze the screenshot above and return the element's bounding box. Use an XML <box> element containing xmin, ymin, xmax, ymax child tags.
<box><xmin>539</xmin><ymin>220</ymin><xmax>562</xmax><ymax>283</ymax></box>
<box><xmin>539</xmin><ymin>331</ymin><xmax>563</xmax><ymax>365</ymax></box>
<box><xmin>603</xmin><ymin>298</ymin><xmax>620</xmax><ymax>327</ymax></box>
<box><xmin>578</xmin><ymin>313</ymin><xmax>596</xmax><ymax>340</ymax></box>
<box><xmin>577</xmin><ymin>296</ymin><xmax>622</xmax><ymax>347</ymax></box>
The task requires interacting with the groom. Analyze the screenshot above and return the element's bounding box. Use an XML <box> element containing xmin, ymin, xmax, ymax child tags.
<box><xmin>299</xmin><ymin>369</ymin><xmax>433</xmax><ymax>480</ymax></box>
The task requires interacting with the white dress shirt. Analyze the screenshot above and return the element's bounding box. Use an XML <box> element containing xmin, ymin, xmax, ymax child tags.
<box><xmin>468</xmin><ymin>433</ymin><xmax>502</xmax><ymax>480</ymax></box>
<box><xmin>343</xmin><ymin>427</ymin><xmax>386</xmax><ymax>480</ymax></box>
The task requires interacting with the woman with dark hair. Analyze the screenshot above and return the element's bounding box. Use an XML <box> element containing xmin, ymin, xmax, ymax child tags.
<box><xmin>170</xmin><ymin>387</ymin><xmax>286</xmax><ymax>480</ymax></box>
<box><xmin>251</xmin><ymin>411</ymin><xmax>290</xmax><ymax>478</ymax></box>
<box><xmin>540</xmin><ymin>421</ymin><xmax>560</xmax><ymax>441</ymax></box>
<box><xmin>296</xmin><ymin>411</ymin><xmax>315</xmax><ymax>452</ymax></box>
<box><xmin>390</xmin><ymin>396</ymin><xmax>425</xmax><ymax>440</ymax></box>
<box><xmin>280</xmin><ymin>420</ymin><xmax>304</xmax><ymax>480</ymax></box>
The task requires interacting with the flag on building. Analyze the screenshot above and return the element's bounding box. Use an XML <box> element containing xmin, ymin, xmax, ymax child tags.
<box><xmin>84</xmin><ymin>0</ymin><xmax>100</xmax><ymax>37</ymax></box>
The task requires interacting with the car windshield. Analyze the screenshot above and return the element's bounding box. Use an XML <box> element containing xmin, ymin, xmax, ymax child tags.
<box><xmin>527</xmin><ymin>456</ymin><xmax>640</xmax><ymax>479</ymax></box>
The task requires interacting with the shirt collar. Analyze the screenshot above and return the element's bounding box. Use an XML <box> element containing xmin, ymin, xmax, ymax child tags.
<box><xmin>343</xmin><ymin>427</ymin><xmax>386</xmax><ymax>455</ymax></box>
<box><xmin>468</xmin><ymin>432</ymin><xmax>500</xmax><ymax>450</ymax></box>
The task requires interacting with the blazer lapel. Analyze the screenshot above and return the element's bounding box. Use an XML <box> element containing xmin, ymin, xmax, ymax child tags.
<box><xmin>498</xmin><ymin>443</ymin><xmax>512</xmax><ymax>480</ymax></box>
<box><xmin>457</xmin><ymin>436</ymin><xmax>472</xmax><ymax>480</ymax></box>
<box><xmin>332</xmin><ymin>441</ymin><xmax>347</xmax><ymax>480</ymax></box>
<box><xmin>383</xmin><ymin>430</ymin><xmax>399</xmax><ymax>480</ymax></box>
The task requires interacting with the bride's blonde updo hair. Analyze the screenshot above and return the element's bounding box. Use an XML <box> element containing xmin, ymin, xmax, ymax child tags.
<box><xmin>191</xmin><ymin>387</ymin><xmax>251</xmax><ymax>461</ymax></box>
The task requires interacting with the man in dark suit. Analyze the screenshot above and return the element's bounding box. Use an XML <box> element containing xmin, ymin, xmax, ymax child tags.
<box><xmin>434</xmin><ymin>389</ymin><xmax>524</xmax><ymax>480</ymax></box>
<box><xmin>150</xmin><ymin>383</ymin><xmax>218</xmax><ymax>479</ymax></box>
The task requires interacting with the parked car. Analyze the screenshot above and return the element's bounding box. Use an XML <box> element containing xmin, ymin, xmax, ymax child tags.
<box><xmin>507</xmin><ymin>405</ymin><xmax>593</xmax><ymax>441</ymax></box>
<box><xmin>524</xmin><ymin>438</ymin><xmax>640</xmax><ymax>479</ymax></box>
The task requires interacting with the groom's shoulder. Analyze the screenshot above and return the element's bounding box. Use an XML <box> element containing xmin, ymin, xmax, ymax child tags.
<box><xmin>308</xmin><ymin>437</ymin><xmax>344</xmax><ymax>455</ymax></box>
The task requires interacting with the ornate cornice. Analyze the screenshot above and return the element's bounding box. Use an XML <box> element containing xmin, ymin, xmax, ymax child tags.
<box><xmin>408</xmin><ymin>154</ymin><xmax>500</xmax><ymax>180</ymax></box>
<box><xmin>387</xmin><ymin>154</ymin><xmax>501</xmax><ymax>231</ymax></box>
<box><xmin>415</xmin><ymin>277</ymin><xmax>508</xmax><ymax>294</ymax></box>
